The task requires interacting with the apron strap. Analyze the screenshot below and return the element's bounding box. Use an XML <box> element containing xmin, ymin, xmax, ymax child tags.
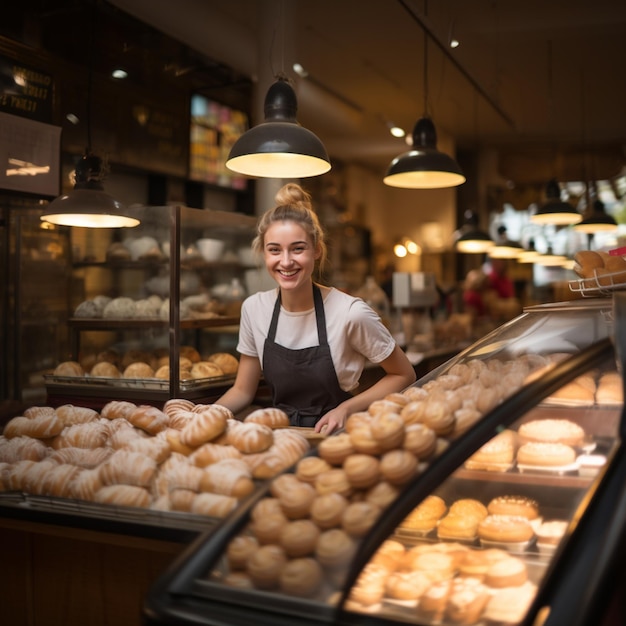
<box><xmin>267</xmin><ymin>284</ymin><xmax>328</xmax><ymax>346</ymax></box>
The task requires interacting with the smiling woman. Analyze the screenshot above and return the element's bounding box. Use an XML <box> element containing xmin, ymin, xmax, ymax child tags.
<box><xmin>212</xmin><ymin>183</ymin><xmax>416</xmax><ymax>433</ymax></box>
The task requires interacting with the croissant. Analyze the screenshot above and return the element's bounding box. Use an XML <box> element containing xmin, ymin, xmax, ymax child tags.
<box><xmin>55</xmin><ymin>404</ymin><xmax>99</xmax><ymax>426</ymax></box>
<box><xmin>244</xmin><ymin>407</ymin><xmax>290</xmax><ymax>429</ymax></box>
<box><xmin>190</xmin><ymin>443</ymin><xmax>241</xmax><ymax>468</ymax></box>
<box><xmin>51</xmin><ymin>422</ymin><xmax>110</xmax><ymax>450</ymax></box>
<box><xmin>23</xmin><ymin>406</ymin><xmax>57</xmax><ymax>419</ymax></box>
<box><xmin>158</xmin><ymin>461</ymin><xmax>205</xmax><ymax>492</ymax></box>
<box><xmin>100</xmin><ymin>401</ymin><xmax>137</xmax><ymax>421</ymax></box>
<box><xmin>244</xmin><ymin>430</ymin><xmax>310</xmax><ymax>479</ymax></box>
<box><xmin>4</xmin><ymin>459</ymin><xmax>38</xmax><ymax>491</ymax></box>
<box><xmin>164</xmin><ymin>429</ymin><xmax>198</xmax><ymax>456</ymax></box>
<box><xmin>0</xmin><ymin>435</ymin><xmax>49</xmax><ymax>463</ymax></box>
<box><xmin>67</xmin><ymin>468</ymin><xmax>103</xmax><ymax>500</ymax></box>
<box><xmin>180</xmin><ymin>406</ymin><xmax>229</xmax><ymax>447</ymax></box>
<box><xmin>191</xmin><ymin>492</ymin><xmax>238</xmax><ymax>518</ymax></box>
<box><xmin>108</xmin><ymin>425</ymin><xmax>149</xmax><ymax>450</ymax></box>
<box><xmin>49</xmin><ymin>446</ymin><xmax>114</xmax><ymax>469</ymax></box>
<box><xmin>168</xmin><ymin>488</ymin><xmax>197</xmax><ymax>512</ymax></box>
<box><xmin>162</xmin><ymin>399</ymin><xmax>195</xmax><ymax>427</ymax></box>
<box><xmin>98</xmin><ymin>450</ymin><xmax>157</xmax><ymax>488</ymax></box>
<box><xmin>199</xmin><ymin>458</ymin><xmax>254</xmax><ymax>499</ymax></box>
<box><xmin>128</xmin><ymin>405</ymin><xmax>170</xmax><ymax>435</ymax></box>
<box><xmin>226</xmin><ymin>422</ymin><xmax>274</xmax><ymax>454</ymax></box>
<box><xmin>4</xmin><ymin>413</ymin><xmax>64</xmax><ymax>440</ymax></box>
<box><xmin>94</xmin><ymin>484</ymin><xmax>151</xmax><ymax>508</ymax></box>
<box><xmin>122</xmin><ymin>436</ymin><xmax>171</xmax><ymax>464</ymax></box>
<box><xmin>43</xmin><ymin>463</ymin><xmax>83</xmax><ymax>497</ymax></box>
<box><xmin>22</xmin><ymin>460</ymin><xmax>59</xmax><ymax>495</ymax></box>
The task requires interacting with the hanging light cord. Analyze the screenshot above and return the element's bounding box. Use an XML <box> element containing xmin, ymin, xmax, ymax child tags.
<box><xmin>422</xmin><ymin>0</ymin><xmax>429</xmax><ymax>116</ymax></box>
<box><xmin>397</xmin><ymin>0</ymin><xmax>515</xmax><ymax>129</ymax></box>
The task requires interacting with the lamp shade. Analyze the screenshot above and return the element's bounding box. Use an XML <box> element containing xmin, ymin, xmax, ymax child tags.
<box><xmin>41</xmin><ymin>154</ymin><xmax>139</xmax><ymax>228</ymax></box>
<box><xmin>455</xmin><ymin>210</ymin><xmax>493</xmax><ymax>253</ymax></box>
<box><xmin>531</xmin><ymin>178</ymin><xmax>582</xmax><ymax>226</ymax></box>
<box><xmin>573</xmin><ymin>199</ymin><xmax>618</xmax><ymax>234</ymax></box>
<box><xmin>384</xmin><ymin>117</ymin><xmax>466</xmax><ymax>189</ymax></box>
<box><xmin>226</xmin><ymin>77</ymin><xmax>331</xmax><ymax>178</ymax></box>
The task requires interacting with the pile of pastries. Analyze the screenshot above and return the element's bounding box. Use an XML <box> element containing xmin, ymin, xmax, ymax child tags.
<box><xmin>73</xmin><ymin>293</ymin><xmax>227</xmax><ymax>321</ymax></box>
<box><xmin>52</xmin><ymin>346</ymin><xmax>238</xmax><ymax>382</ymax></box>
<box><xmin>0</xmin><ymin>401</ymin><xmax>308</xmax><ymax>517</ymax></box>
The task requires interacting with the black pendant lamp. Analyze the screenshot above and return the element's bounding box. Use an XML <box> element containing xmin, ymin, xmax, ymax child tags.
<box><xmin>226</xmin><ymin>76</ymin><xmax>331</xmax><ymax>179</ymax></box>
<box><xmin>455</xmin><ymin>210</ymin><xmax>494</xmax><ymax>254</ymax></box>
<box><xmin>41</xmin><ymin>4</ymin><xmax>137</xmax><ymax>229</ymax></box>
<box><xmin>384</xmin><ymin>116</ymin><xmax>466</xmax><ymax>189</ymax></box>
<box><xmin>384</xmin><ymin>12</ymin><xmax>465</xmax><ymax>190</ymax></box>
<box><xmin>531</xmin><ymin>178</ymin><xmax>582</xmax><ymax>226</ymax></box>
<box><xmin>488</xmin><ymin>225</ymin><xmax>524</xmax><ymax>259</ymax></box>
<box><xmin>573</xmin><ymin>199</ymin><xmax>618</xmax><ymax>234</ymax></box>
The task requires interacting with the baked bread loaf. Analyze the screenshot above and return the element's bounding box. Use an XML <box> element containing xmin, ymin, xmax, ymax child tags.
<box><xmin>123</xmin><ymin>362</ymin><xmax>155</xmax><ymax>379</ymax></box>
<box><xmin>244</xmin><ymin>407</ymin><xmax>290</xmax><ymax>429</ymax></box>
<box><xmin>180</xmin><ymin>406</ymin><xmax>229</xmax><ymax>447</ymax></box>
<box><xmin>101</xmin><ymin>401</ymin><xmax>137</xmax><ymax>421</ymax></box>
<box><xmin>226</xmin><ymin>422</ymin><xmax>274</xmax><ymax>454</ymax></box>
<box><xmin>4</xmin><ymin>412</ymin><xmax>64</xmax><ymax>440</ymax></box>
<box><xmin>98</xmin><ymin>450</ymin><xmax>158</xmax><ymax>488</ymax></box>
<box><xmin>55</xmin><ymin>404</ymin><xmax>99</xmax><ymax>426</ymax></box>
<box><xmin>90</xmin><ymin>362</ymin><xmax>121</xmax><ymax>378</ymax></box>
<box><xmin>53</xmin><ymin>361</ymin><xmax>84</xmax><ymax>377</ymax></box>
<box><xmin>199</xmin><ymin>458</ymin><xmax>254</xmax><ymax>498</ymax></box>
<box><xmin>190</xmin><ymin>361</ymin><xmax>223</xmax><ymax>379</ymax></box>
<box><xmin>128</xmin><ymin>405</ymin><xmax>170</xmax><ymax>435</ymax></box>
<box><xmin>94</xmin><ymin>484</ymin><xmax>151</xmax><ymax>508</ymax></box>
<box><xmin>207</xmin><ymin>352</ymin><xmax>239</xmax><ymax>375</ymax></box>
<box><xmin>51</xmin><ymin>422</ymin><xmax>110</xmax><ymax>449</ymax></box>
<box><xmin>190</xmin><ymin>492</ymin><xmax>238</xmax><ymax>517</ymax></box>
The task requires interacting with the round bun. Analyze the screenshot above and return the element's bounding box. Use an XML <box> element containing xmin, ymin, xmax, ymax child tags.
<box><xmin>517</xmin><ymin>441</ymin><xmax>577</xmax><ymax>467</ymax></box>
<box><xmin>487</xmin><ymin>495</ymin><xmax>539</xmax><ymax>520</ymax></box>
<box><xmin>478</xmin><ymin>515</ymin><xmax>534</xmax><ymax>543</ymax></box>
<box><xmin>54</xmin><ymin>361</ymin><xmax>84</xmax><ymax>377</ymax></box>
<box><xmin>191</xmin><ymin>361</ymin><xmax>224</xmax><ymax>379</ymax></box>
<box><xmin>207</xmin><ymin>352</ymin><xmax>239</xmax><ymax>375</ymax></box>
<box><xmin>123</xmin><ymin>362</ymin><xmax>155</xmax><ymax>379</ymax></box>
<box><xmin>179</xmin><ymin>345</ymin><xmax>201</xmax><ymax>362</ymax></box>
<box><xmin>90</xmin><ymin>361</ymin><xmax>121</xmax><ymax>378</ymax></box>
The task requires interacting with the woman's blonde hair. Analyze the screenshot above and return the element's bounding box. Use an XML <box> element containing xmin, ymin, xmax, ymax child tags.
<box><xmin>252</xmin><ymin>183</ymin><xmax>328</xmax><ymax>273</ymax></box>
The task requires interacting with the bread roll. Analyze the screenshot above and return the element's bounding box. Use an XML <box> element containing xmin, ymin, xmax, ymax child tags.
<box><xmin>98</xmin><ymin>450</ymin><xmax>158</xmax><ymax>488</ymax></box>
<box><xmin>191</xmin><ymin>492</ymin><xmax>238</xmax><ymax>517</ymax></box>
<box><xmin>51</xmin><ymin>422</ymin><xmax>110</xmax><ymax>449</ymax></box>
<box><xmin>207</xmin><ymin>352</ymin><xmax>239</xmax><ymax>375</ymax></box>
<box><xmin>226</xmin><ymin>421</ymin><xmax>274</xmax><ymax>454</ymax></box>
<box><xmin>54</xmin><ymin>361</ymin><xmax>84</xmax><ymax>377</ymax></box>
<box><xmin>4</xmin><ymin>412</ymin><xmax>64</xmax><ymax>439</ymax></box>
<box><xmin>244</xmin><ymin>407</ymin><xmax>290</xmax><ymax>429</ymax></box>
<box><xmin>94</xmin><ymin>484</ymin><xmax>151</xmax><ymax>508</ymax></box>
<box><xmin>190</xmin><ymin>361</ymin><xmax>223</xmax><ymax>379</ymax></box>
<box><xmin>90</xmin><ymin>361</ymin><xmax>121</xmax><ymax>378</ymax></box>
<box><xmin>180</xmin><ymin>406</ymin><xmax>229</xmax><ymax>447</ymax></box>
<box><xmin>123</xmin><ymin>362</ymin><xmax>155</xmax><ymax>379</ymax></box>
<box><xmin>55</xmin><ymin>404</ymin><xmax>99</xmax><ymax>426</ymax></box>
<box><xmin>101</xmin><ymin>401</ymin><xmax>137</xmax><ymax>421</ymax></box>
<box><xmin>128</xmin><ymin>405</ymin><xmax>170</xmax><ymax>435</ymax></box>
<box><xmin>199</xmin><ymin>458</ymin><xmax>254</xmax><ymax>499</ymax></box>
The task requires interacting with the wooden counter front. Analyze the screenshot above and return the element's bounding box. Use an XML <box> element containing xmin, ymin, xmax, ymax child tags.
<box><xmin>0</xmin><ymin>517</ymin><xmax>187</xmax><ymax>626</ymax></box>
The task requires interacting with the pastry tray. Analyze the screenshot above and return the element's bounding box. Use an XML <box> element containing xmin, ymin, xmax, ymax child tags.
<box><xmin>0</xmin><ymin>490</ymin><xmax>220</xmax><ymax>533</ymax></box>
<box><xmin>44</xmin><ymin>373</ymin><xmax>236</xmax><ymax>391</ymax></box>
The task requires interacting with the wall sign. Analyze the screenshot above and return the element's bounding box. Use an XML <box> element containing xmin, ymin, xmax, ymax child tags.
<box><xmin>0</xmin><ymin>56</ymin><xmax>54</xmax><ymax>123</ymax></box>
<box><xmin>0</xmin><ymin>111</ymin><xmax>61</xmax><ymax>196</ymax></box>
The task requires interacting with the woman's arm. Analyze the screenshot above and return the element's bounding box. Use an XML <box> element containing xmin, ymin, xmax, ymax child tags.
<box><xmin>213</xmin><ymin>354</ymin><xmax>262</xmax><ymax>416</ymax></box>
<box><xmin>315</xmin><ymin>344</ymin><xmax>416</xmax><ymax>434</ymax></box>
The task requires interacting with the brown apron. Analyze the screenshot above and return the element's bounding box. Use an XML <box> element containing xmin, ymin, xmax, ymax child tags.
<box><xmin>262</xmin><ymin>284</ymin><xmax>352</xmax><ymax>427</ymax></box>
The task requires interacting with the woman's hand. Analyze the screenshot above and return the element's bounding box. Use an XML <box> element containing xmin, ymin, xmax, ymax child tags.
<box><xmin>315</xmin><ymin>405</ymin><xmax>349</xmax><ymax>435</ymax></box>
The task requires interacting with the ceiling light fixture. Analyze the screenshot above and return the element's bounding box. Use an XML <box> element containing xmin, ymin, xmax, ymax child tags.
<box><xmin>488</xmin><ymin>225</ymin><xmax>524</xmax><ymax>259</ymax></box>
<box><xmin>455</xmin><ymin>210</ymin><xmax>494</xmax><ymax>253</ymax></box>
<box><xmin>41</xmin><ymin>4</ymin><xmax>137</xmax><ymax>229</ymax></box>
<box><xmin>573</xmin><ymin>198</ymin><xmax>618</xmax><ymax>234</ymax></box>
<box><xmin>384</xmin><ymin>6</ymin><xmax>465</xmax><ymax>189</ymax></box>
<box><xmin>531</xmin><ymin>178</ymin><xmax>582</xmax><ymax>226</ymax></box>
<box><xmin>517</xmin><ymin>239</ymin><xmax>541</xmax><ymax>263</ymax></box>
<box><xmin>225</xmin><ymin>75</ymin><xmax>331</xmax><ymax>179</ymax></box>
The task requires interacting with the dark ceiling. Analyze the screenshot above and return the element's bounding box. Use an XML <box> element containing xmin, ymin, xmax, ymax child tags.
<box><xmin>3</xmin><ymin>0</ymin><xmax>626</xmax><ymax>187</ymax></box>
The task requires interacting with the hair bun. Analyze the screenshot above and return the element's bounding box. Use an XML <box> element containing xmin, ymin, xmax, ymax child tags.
<box><xmin>275</xmin><ymin>183</ymin><xmax>312</xmax><ymax>209</ymax></box>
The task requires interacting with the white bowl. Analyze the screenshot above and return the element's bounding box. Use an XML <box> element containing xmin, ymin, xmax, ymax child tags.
<box><xmin>238</xmin><ymin>247</ymin><xmax>259</xmax><ymax>266</ymax></box>
<box><xmin>197</xmin><ymin>238</ymin><xmax>225</xmax><ymax>262</ymax></box>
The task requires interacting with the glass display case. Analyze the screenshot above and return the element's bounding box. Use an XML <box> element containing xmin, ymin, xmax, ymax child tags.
<box><xmin>142</xmin><ymin>295</ymin><xmax>625</xmax><ymax>626</ymax></box>
<box><xmin>43</xmin><ymin>204</ymin><xmax>262</xmax><ymax>406</ymax></box>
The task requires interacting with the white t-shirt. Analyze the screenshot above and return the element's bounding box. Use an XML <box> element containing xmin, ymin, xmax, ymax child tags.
<box><xmin>237</xmin><ymin>286</ymin><xmax>396</xmax><ymax>393</ymax></box>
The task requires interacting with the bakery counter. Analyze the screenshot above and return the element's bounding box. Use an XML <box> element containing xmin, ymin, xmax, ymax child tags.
<box><xmin>0</xmin><ymin>515</ymin><xmax>187</xmax><ymax>626</ymax></box>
